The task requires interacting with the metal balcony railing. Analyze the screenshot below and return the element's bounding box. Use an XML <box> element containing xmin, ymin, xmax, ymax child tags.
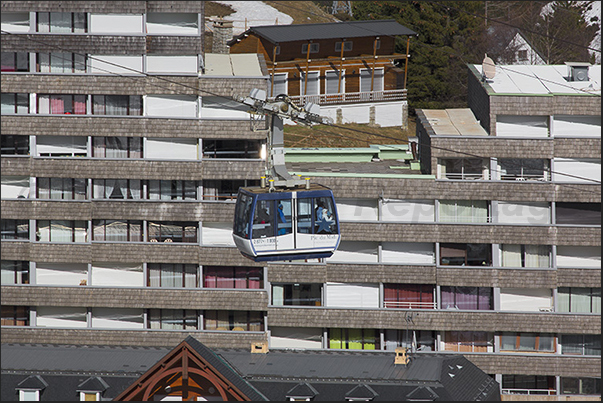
<box><xmin>288</xmin><ymin>89</ymin><xmax>407</xmax><ymax>107</ymax></box>
<box><xmin>384</xmin><ymin>301</ymin><xmax>437</xmax><ymax>309</ymax></box>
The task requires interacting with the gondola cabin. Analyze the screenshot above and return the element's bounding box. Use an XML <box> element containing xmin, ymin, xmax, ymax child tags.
<box><xmin>233</xmin><ymin>184</ymin><xmax>340</xmax><ymax>262</ymax></box>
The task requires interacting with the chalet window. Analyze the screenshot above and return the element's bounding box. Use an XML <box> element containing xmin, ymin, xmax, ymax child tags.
<box><xmin>384</xmin><ymin>284</ymin><xmax>435</xmax><ymax>309</ymax></box>
<box><xmin>300</xmin><ymin>72</ymin><xmax>319</xmax><ymax>96</ymax></box>
<box><xmin>272</xmin><ymin>283</ymin><xmax>322</xmax><ymax>306</ymax></box>
<box><xmin>1</xmin><ymin>135</ymin><xmax>29</xmax><ymax>155</ymax></box>
<box><xmin>500</xmin><ymin>332</ymin><xmax>556</xmax><ymax>352</ymax></box>
<box><xmin>561</xmin><ymin>377</ymin><xmax>601</xmax><ymax>395</ymax></box>
<box><xmin>92</xmin><ymin>137</ymin><xmax>142</xmax><ymax>158</ymax></box>
<box><xmin>301</xmin><ymin>43</ymin><xmax>319</xmax><ymax>54</ymax></box>
<box><xmin>148</xmin><ymin>263</ymin><xmax>199</xmax><ymax>288</ymax></box>
<box><xmin>360</xmin><ymin>68</ymin><xmax>383</xmax><ymax>92</ymax></box>
<box><xmin>270</xmin><ymin>73</ymin><xmax>287</xmax><ymax>96</ymax></box>
<box><xmin>335</xmin><ymin>41</ymin><xmax>353</xmax><ymax>52</ymax></box>
<box><xmin>38</xmin><ymin>94</ymin><xmax>86</xmax><ymax>114</ymax></box>
<box><xmin>204</xmin><ymin>310</ymin><xmax>264</xmax><ymax>331</ymax></box>
<box><xmin>1</xmin><ymin>305</ymin><xmax>29</xmax><ymax>326</ymax></box>
<box><xmin>501</xmin><ymin>245</ymin><xmax>550</xmax><ymax>268</ymax></box>
<box><xmin>204</xmin><ymin>266</ymin><xmax>262</xmax><ymax>289</ymax></box>
<box><xmin>37</xmin><ymin>12</ymin><xmax>87</xmax><ymax>33</ymax></box>
<box><xmin>92</xmin><ymin>220</ymin><xmax>142</xmax><ymax>242</ymax></box>
<box><xmin>517</xmin><ymin>50</ymin><xmax>528</xmax><ymax>61</ymax></box>
<box><xmin>325</xmin><ymin>70</ymin><xmax>343</xmax><ymax>94</ymax></box>
<box><xmin>92</xmin><ymin>179</ymin><xmax>142</xmax><ymax>200</ymax></box>
<box><xmin>329</xmin><ymin>328</ymin><xmax>380</xmax><ymax>350</ymax></box>
<box><xmin>561</xmin><ymin>334</ymin><xmax>601</xmax><ymax>356</ymax></box>
<box><xmin>148</xmin><ymin>309</ymin><xmax>199</xmax><ymax>330</ymax></box>
<box><xmin>92</xmin><ymin>95</ymin><xmax>142</xmax><ymax>116</ymax></box>
<box><xmin>147</xmin><ymin>221</ymin><xmax>198</xmax><ymax>243</ymax></box>
<box><xmin>1</xmin><ymin>260</ymin><xmax>29</xmax><ymax>285</ymax></box>
<box><xmin>440</xmin><ymin>243</ymin><xmax>492</xmax><ymax>266</ymax></box>
<box><xmin>1</xmin><ymin>219</ymin><xmax>29</xmax><ymax>240</ymax></box>
<box><xmin>37</xmin><ymin>52</ymin><xmax>86</xmax><ymax>73</ymax></box>
<box><xmin>441</xmin><ymin>286</ymin><xmax>493</xmax><ymax>310</ymax></box>
<box><xmin>1</xmin><ymin>93</ymin><xmax>29</xmax><ymax>114</ymax></box>
<box><xmin>557</xmin><ymin>287</ymin><xmax>601</xmax><ymax>313</ymax></box>
<box><xmin>37</xmin><ymin>177</ymin><xmax>87</xmax><ymax>200</ymax></box>
<box><xmin>1</xmin><ymin>52</ymin><xmax>29</xmax><ymax>72</ymax></box>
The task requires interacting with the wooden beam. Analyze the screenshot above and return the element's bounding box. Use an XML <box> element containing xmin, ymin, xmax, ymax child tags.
<box><xmin>304</xmin><ymin>41</ymin><xmax>312</xmax><ymax>98</ymax></box>
<box><xmin>270</xmin><ymin>43</ymin><xmax>278</xmax><ymax>96</ymax></box>
<box><xmin>370</xmin><ymin>37</ymin><xmax>379</xmax><ymax>97</ymax></box>
<box><xmin>404</xmin><ymin>36</ymin><xmax>411</xmax><ymax>89</ymax></box>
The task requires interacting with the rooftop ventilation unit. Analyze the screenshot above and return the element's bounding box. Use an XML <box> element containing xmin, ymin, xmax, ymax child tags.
<box><xmin>566</xmin><ymin>62</ymin><xmax>591</xmax><ymax>82</ymax></box>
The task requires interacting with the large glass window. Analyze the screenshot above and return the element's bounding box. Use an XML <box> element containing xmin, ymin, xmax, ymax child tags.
<box><xmin>233</xmin><ymin>192</ymin><xmax>253</xmax><ymax>239</ymax></box>
<box><xmin>501</xmin><ymin>245</ymin><xmax>550</xmax><ymax>268</ymax></box>
<box><xmin>329</xmin><ymin>328</ymin><xmax>379</xmax><ymax>350</ymax></box>
<box><xmin>37</xmin><ymin>94</ymin><xmax>86</xmax><ymax>114</ymax></box>
<box><xmin>439</xmin><ymin>200</ymin><xmax>489</xmax><ymax>223</ymax></box>
<box><xmin>204</xmin><ymin>310</ymin><xmax>264</xmax><ymax>332</ymax></box>
<box><xmin>1</xmin><ymin>52</ymin><xmax>29</xmax><ymax>72</ymax></box>
<box><xmin>1</xmin><ymin>260</ymin><xmax>29</xmax><ymax>285</ymax></box>
<box><xmin>36</xmin><ymin>135</ymin><xmax>87</xmax><ymax>157</ymax></box>
<box><xmin>502</xmin><ymin>375</ymin><xmax>555</xmax><ymax>395</ymax></box>
<box><xmin>37</xmin><ymin>12</ymin><xmax>87</xmax><ymax>33</ymax></box>
<box><xmin>92</xmin><ymin>95</ymin><xmax>142</xmax><ymax>116</ymax></box>
<box><xmin>555</xmin><ymin>203</ymin><xmax>601</xmax><ymax>225</ymax></box>
<box><xmin>147</xmin><ymin>221</ymin><xmax>197</xmax><ymax>243</ymax></box>
<box><xmin>440</xmin><ymin>243</ymin><xmax>492</xmax><ymax>266</ymax></box>
<box><xmin>1</xmin><ymin>219</ymin><xmax>29</xmax><ymax>240</ymax></box>
<box><xmin>272</xmin><ymin>283</ymin><xmax>322</xmax><ymax>306</ymax></box>
<box><xmin>37</xmin><ymin>220</ymin><xmax>87</xmax><ymax>242</ymax></box>
<box><xmin>443</xmin><ymin>331</ymin><xmax>493</xmax><ymax>352</ymax></box>
<box><xmin>441</xmin><ymin>286</ymin><xmax>493</xmax><ymax>310</ymax></box>
<box><xmin>203</xmin><ymin>266</ymin><xmax>262</xmax><ymax>289</ymax></box>
<box><xmin>93</xmin><ymin>179</ymin><xmax>142</xmax><ymax>200</ymax></box>
<box><xmin>561</xmin><ymin>334</ymin><xmax>601</xmax><ymax>356</ymax></box>
<box><xmin>92</xmin><ymin>220</ymin><xmax>142</xmax><ymax>242</ymax></box>
<box><xmin>500</xmin><ymin>333</ymin><xmax>556</xmax><ymax>352</ymax></box>
<box><xmin>384</xmin><ymin>284</ymin><xmax>435</xmax><ymax>309</ymax></box>
<box><xmin>384</xmin><ymin>329</ymin><xmax>436</xmax><ymax>351</ymax></box>
<box><xmin>147</xmin><ymin>263</ymin><xmax>199</xmax><ymax>288</ymax></box>
<box><xmin>37</xmin><ymin>177</ymin><xmax>86</xmax><ymax>200</ymax></box>
<box><xmin>202</xmin><ymin>139</ymin><xmax>261</xmax><ymax>159</ymax></box>
<box><xmin>561</xmin><ymin>378</ymin><xmax>601</xmax><ymax>395</ymax></box>
<box><xmin>1</xmin><ymin>135</ymin><xmax>29</xmax><ymax>155</ymax></box>
<box><xmin>1</xmin><ymin>306</ymin><xmax>29</xmax><ymax>326</ymax></box>
<box><xmin>202</xmin><ymin>180</ymin><xmax>258</xmax><ymax>201</ymax></box>
<box><xmin>1</xmin><ymin>93</ymin><xmax>29</xmax><ymax>114</ymax></box>
<box><xmin>92</xmin><ymin>137</ymin><xmax>142</xmax><ymax>158</ymax></box>
<box><xmin>442</xmin><ymin>158</ymin><xmax>485</xmax><ymax>180</ymax></box>
<box><xmin>558</xmin><ymin>287</ymin><xmax>601</xmax><ymax>313</ymax></box>
<box><xmin>360</xmin><ymin>68</ymin><xmax>384</xmax><ymax>92</ymax></box>
<box><xmin>148</xmin><ymin>309</ymin><xmax>199</xmax><ymax>330</ymax></box>
<box><xmin>37</xmin><ymin>52</ymin><xmax>86</xmax><ymax>73</ymax></box>
<box><xmin>148</xmin><ymin>180</ymin><xmax>196</xmax><ymax>200</ymax></box>
<box><xmin>499</xmin><ymin>159</ymin><xmax>548</xmax><ymax>181</ymax></box>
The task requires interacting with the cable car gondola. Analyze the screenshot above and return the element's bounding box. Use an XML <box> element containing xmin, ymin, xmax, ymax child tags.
<box><xmin>233</xmin><ymin>184</ymin><xmax>340</xmax><ymax>262</ymax></box>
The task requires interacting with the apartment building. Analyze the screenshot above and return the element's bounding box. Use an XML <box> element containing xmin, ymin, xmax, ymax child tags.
<box><xmin>1</xmin><ymin>1</ymin><xmax>601</xmax><ymax>400</ymax></box>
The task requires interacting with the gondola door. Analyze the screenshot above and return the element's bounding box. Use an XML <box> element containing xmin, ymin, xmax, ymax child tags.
<box><xmin>275</xmin><ymin>198</ymin><xmax>294</xmax><ymax>252</ymax></box>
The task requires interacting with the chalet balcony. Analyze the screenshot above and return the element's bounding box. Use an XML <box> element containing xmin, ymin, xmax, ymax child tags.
<box><xmin>288</xmin><ymin>89</ymin><xmax>407</xmax><ymax>107</ymax></box>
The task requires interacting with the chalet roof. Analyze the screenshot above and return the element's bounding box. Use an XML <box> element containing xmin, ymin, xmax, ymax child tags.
<box><xmin>228</xmin><ymin>19</ymin><xmax>417</xmax><ymax>46</ymax></box>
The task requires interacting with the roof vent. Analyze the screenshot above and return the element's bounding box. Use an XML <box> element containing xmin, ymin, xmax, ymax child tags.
<box><xmin>251</xmin><ymin>341</ymin><xmax>268</xmax><ymax>354</ymax></box>
<box><xmin>394</xmin><ymin>347</ymin><xmax>410</xmax><ymax>365</ymax></box>
<box><xmin>566</xmin><ymin>62</ymin><xmax>590</xmax><ymax>82</ymax></box>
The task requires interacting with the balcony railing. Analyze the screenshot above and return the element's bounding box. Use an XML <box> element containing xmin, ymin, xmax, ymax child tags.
<box><xmin>384</xmin><ymin>301</ymin><xmax>437</xmax><ymax>309</ymax></box>
<box><xmin>288</xmin><ymin>89</ymin><xmax>407</xmax><ymax>107</ymax></box>
<box><xmin>502</xmin><ymin>389</ymin><xmax>556</xmax><ymax>396</ymax></box>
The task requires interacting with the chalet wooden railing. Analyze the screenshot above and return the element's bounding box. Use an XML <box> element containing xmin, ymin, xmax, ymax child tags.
<box><xmin>288</xmin><ymin>89</ymin><xmax>407</xmax><ymax>106</ymax></box>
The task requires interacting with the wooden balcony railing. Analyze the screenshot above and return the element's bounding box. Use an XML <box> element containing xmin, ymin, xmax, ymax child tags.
<box><xmin>288</xmin><ymin>89</ymin><xmax>407</xmax><ymax>107</ymax></box>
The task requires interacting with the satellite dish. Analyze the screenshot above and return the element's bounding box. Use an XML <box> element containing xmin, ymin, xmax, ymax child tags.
<box><xmin>482</xmin><ymin>54</ymin><xmax>496</xmax><ymax>80</ymax></box>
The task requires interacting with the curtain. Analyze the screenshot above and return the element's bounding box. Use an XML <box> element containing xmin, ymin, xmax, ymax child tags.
<box><xmin>73</xmin><ymin>95</ymin><xmax>86</xmax><ymax>114</ymax></box>
<box><xmin>439</xmin><ymin>201</ymin><xmax>456</xmax><ymax>222</ymax></box>
<box><xmin>525</xmin><ymin>245</ymin><xmax>549</xmax><ymax>268</ymax></box>
<box><xmin>51</xmin><ymin>220</ymin><xmax>71</xmax><ymax>242</ymax></box>
<box><xmin>502</xmin><ymin>244</ymin><xmax>522</xmax><ymax>267</ymax></box>
<box><xmin>50</xmin><ymin>96</ymin><xmax>65</xmax><ymax>114</ymax></box>
<box><xmin>149</xmin><ymin>265</ymin><xmax>160</xmax><ymax>287</ymax></box>
<box><xmin>184</xmin><ymin>265</ymin><xmax>197</xmax><ymax>288</ymax></box>
<box><xmin>571</xmin><ymin>289</ymin><xmax>591</xmax><ymax>313</ymax></box>
<box><xmin>558</xmin><ymin>288</ymin><xmax>570</xmax><ymax>312</ymax></box>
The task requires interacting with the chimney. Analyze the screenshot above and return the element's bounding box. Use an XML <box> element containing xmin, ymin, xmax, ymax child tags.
<box><xmin>212</xmin><ymin>19</ymin><xmax>233</xmax><ymax>54</ymax></box>
<box><xmin>394</xmin><ymin>347</ymin><xmax>409</xmax><ymax>365</ymax></box>
<box><xmin>251</xmin><ymin>341</ymin><xmax>268</xmax><ymax>354</ymax></box>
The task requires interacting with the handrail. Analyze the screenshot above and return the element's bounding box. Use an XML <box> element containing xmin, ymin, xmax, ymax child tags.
<box><xmin>288</xmin><ymin>89</ymin><xmax>407</xmax><ymax>106</ymax></box>
<box><xmin>501</xmin><ymin>388</ymin><xmax>556</xmax><ymax>396</ymax></box>
<box><xmin>384</xmin><ymin>301</ymin><xmax>437</xmax><ymax>309</ymax></box>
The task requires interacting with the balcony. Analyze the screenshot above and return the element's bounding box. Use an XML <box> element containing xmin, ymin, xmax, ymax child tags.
<box><xmin>288</xmin><ymin>89</ymin><xmax>407</xmax><ymax>107</ymax></box>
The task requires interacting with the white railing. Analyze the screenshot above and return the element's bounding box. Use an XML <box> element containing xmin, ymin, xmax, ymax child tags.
<box><xmin>384</xmin><ymin>301</ymin><xmax>437</xmax><ymax>309</ymax></box>
<box><xmin>288</xmin><ymin>89</ymin><xmax>407</xmax><ymax>106</ymax></box>
<box><xmin>502</xmin><ymin>389</ymin><xmax>556</xmax><ymax>396</ymax></box>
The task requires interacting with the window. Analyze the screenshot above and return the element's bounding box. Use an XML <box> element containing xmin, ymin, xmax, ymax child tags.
<box><xmin>1</xmin><ymin>305</ymin><xmax>29</xmax><ymax>326</ymax></box>
<box><xmin>148</xmin><ymin>180</ymin><xmax>196</xmax><ymax>200</ymax></box>
<box><xmin>1</xmin><ymin>135</ymin><xmax>29</xmax><ymax>155</ymax></box>
<box><xmin>146</xmin><ymin>13</ymin><xmax>198</xmax><ymax>34</ymax></box>
<box><xmin>147</xmin><ymin>221</ymin><xmax>198</xmax><ymax>243</ymax></box>
<box><xmin>501</xmin><ymin>245</ymin><xmax>550</xmax><ymax>268</ymax></box>
<box><xmin>360</xmin><ymin>68</ymin><xmax>384</xmax><ymax>92</ymax></box>
<box><xmin>92</xmin><ymin>220</ymin><xmax>142</xmax><ymax>242</ymax></box>
<box><xmin>148</xmin><ymin>309</ymin><xmax>199</xmax><ymax>330</ymax></box>
<box><xmin>203</xmin><ymin>180</ymin><xmax>258</xmax><ymax>201</ymax></box>
<box><xmin>37</xmin><ymin>220</ymin><xmax>87</xmax><ymax>242</ymax></box>
<box><xmin>517</xmin><ymin>50</ymin><xmax>528</xmax><ymax>61</ymax></box>
<box><xmin>203</xmin><ymin>266</ymin><xmax>262</xmax><ymax>289</ymax></box>
<box><xmin>441</xmin><ymin>286</ymin><xmax>493</xmax><ymax>310</ymax></box>
<box><xmin>1</xmin><ymin>260</ymin><xmax>29</xmax><ymax>285</ymax></box>
<box><xmin>1</xmin><ymin>176</ymin><xmax>30</xmax><ymax>199</ymax></box>
<box><xmin>19</xmin><ymin>389</ymin><xmax>40</xmax><ymax>401</ymax></box>
<box><xmin>1</xmin><ymin>52</ymin><xmax>29</xmax><ymax>72</ymax></box>
<box><xmin>272</xmin><ymin>283</ymin><xmax>322</xmax><ymax>306</ymax></box>
<box><xmin>555</xmin><ymin>202</ymin><xmax>601</xmax><ymax>225</ymax></box>
<box><xmin>384</xmin><ymin>330</ymin><xmax>436</xmax><ymax>351</ymax></box>
<box><xmin>37</xmin><ymin>12</ymin><xmax>87</xmax><ymax>33</ymax></box>
<box><xmin>204</xmin><ymin>310</ymin><xmax>264</xmax><ymax>331</ymax></box>
<box><xmin>37</xmin><ymin>52</ymin><xmax>86</xmax><ymax>73</ymax></box>
<box><xmin>561</xmin><ymin>377</ymin><xmax>601</xmax><ymax>395</ymax></box>
<box><xmin>499</xmin><ymin>159</ymin><xmax>548</xmax><ymax>181</ymax></box>
<box><xmin>500</xmin><ymin>333</ymin><xmax>556</xmax><ymax>352</ymax></box>
<box><xmin>335</xmin><ymin>41</ymin><xmax>353</xmax><ymax>52</ymax></box>
<box><xmin>93</xmin><ymin>179</ymin><xmax>142</xmax><ymax>200</ymax></box>
<box><xmin>79</xmin><ymin>392</ymin><xmax>100</xmax><ymax>401</ymax></box>
<box><xmin>561</xmin><ymin>334</ymin><xmax>601</xmax><ymax>356</ymax></box>
<box><xmin>270</xmin><ymin>73</ymin><xmax>287</xmax><ymax>97</ymax></box>
<box><xmin>325</xmin><ymin>70</ymin><xmax>343</xmax><ymax>95</ymax></box>
<box><xmin>496</xmin><ymin>115</ymin><xmax>549</xmax><ymax>137</ymax></box>
<box><xmin>441</xmin><ymin>158</ymin><xmax>485</xmax><ymax>180</ymax></box>
<box><xmin>1</xmin><ymin>12</ymin><xmax>30</xmax><ymax>32</ymax></box>
<box><xmin>147</xmin><ymin>263</ymin><xmax>199</xmax><ymax>288</ymax></box>
<box><xmin>384</xmin><ymin>284</ymin><xmax>435</xmax><ymax>309</ymax></box>
<box><xmin>329</xmin><ymin>328</ymin><xmax>379</xmax><ymax>350</ymax></box>
<box><xmin>92</xmin><ymin>137</ymin><xmax>142</xmax><ymax>158</ymax></box>
<box><xmin>300</xmin><ymin>72</ymin><xmax>319</xmax><ymax>96</ymax></box>
<box><xmin>502</xmin><ymin>375</ymin><xmax>555</xmax><ymax>395</ymax></box>
<box><xmin>558</xmin><ymin>287</ymin><xmax>601</xmax><ymax>313</ymax></box>
<box><xmin>295</xmin><ymin>197</ymin><xmax>337</xmax><ymax>236</ymax></box>
<box><xmin>37</xmin><ymin>94</ymin><xmax>86</xmax><ymax>114</ymax></box>
<box><xmin>444</xmin><ymin>331</ymin><xmax>493</xmax><ymax>352</ymax></box>
<box><xmin>301</xmin><ymin>43</ymin><xmax>319</xmax><ymax>54</ymax></box>
<box><xmin>440</xmin><ymin>243</ymin><xmax>492</xmax><ymax>266</ymax></box>
<box><xmin>1</xmin><ymin>93</ymin><xmax>29</xmax><ymax>114</ymax></box>
<box><xmin>233</xmin><ymin>193</ymin><xmax>253</xmax><ymax>239</ymax></box>
<box><xmin>36</xmin><ymin>136</ymin><xmax>87</xmax><ymax>157</ymax></box>
<box><xmin>439</xmin><ymin>200</ymin><xmax>489</xmax><ymax>223</ymax></box>
<box><xmin>92</xmin><ymin>95</ymin><xmax>142</xmax><ymax>115</ymax></box>
<box><xmin>1</xmin><ymin>219</ymin><xmax>29</xmax><ymax>240</ymax></box>
<box><xmin>202</xmin><ymin>139</ymin><xmax>261</xmax><ymax>159</ymax></box>
<box><xmin>37</xmin><ymin>178</ymin><xmax>86</xmax><ymax>200</ymax></box>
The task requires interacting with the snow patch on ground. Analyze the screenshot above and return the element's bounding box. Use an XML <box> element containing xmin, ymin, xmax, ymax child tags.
<box><xmin>214</xmin><ymin>1</ymin><xmax>294</xmax><ymax>35</ymax></box>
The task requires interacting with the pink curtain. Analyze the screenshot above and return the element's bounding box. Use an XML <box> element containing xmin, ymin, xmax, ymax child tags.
<box><xmin>50</xmin><ymin>96</ymin><xmax>64</xmax><ymax>114</ymax></box>
<box><xmin>73</xmin><ymin>95</ymin><xmax>86</xmax><ymax>114</ymax></box>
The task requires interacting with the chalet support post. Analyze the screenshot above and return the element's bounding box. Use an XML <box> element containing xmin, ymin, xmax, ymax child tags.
<box><xmin>404</xmin><ymin>36</ymin><xmax>411</xmax><ymax>89</ymax></box>
<box><xmin>182</xmin><ymin>353</ymin><xmax>189</xmax><ymax>400</ymax></box>
<box><xmin>371</xmin><ymin>36</ymin><xmax>379</xmax><ymax>100</ymax></box>
<box><xmin>338</xmin><ymin>38</ymin><xmax>345</xmax><ymax>94</ymax></box>
<box><xmin>304</xmin><ymin>41</ymin><xmax>311</xmax><ymax>101</ymax></box>
<box><xmin>271</xmin><ymin>43</ymin><xmax>278</xmax><ymax>96</ymax></box>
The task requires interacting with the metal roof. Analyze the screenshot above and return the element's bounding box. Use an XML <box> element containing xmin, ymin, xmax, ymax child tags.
<box><xmin>229</xmin><ymin>19</ymin><xmax>417</xmax><ymax>45</ymax></box>
<box><xmin>420</xmin><ymin>109</ymin><xmax>489</xmax><ymax>136</ymax></box>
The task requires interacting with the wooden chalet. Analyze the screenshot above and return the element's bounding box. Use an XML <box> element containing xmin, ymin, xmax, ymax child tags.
<box><xmin>227</xmin><ymin>20</ymin><xmax>417</xmax><ymax>109</ymax></box>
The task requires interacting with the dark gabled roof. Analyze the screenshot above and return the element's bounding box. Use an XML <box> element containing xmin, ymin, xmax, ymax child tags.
<box><xmin>228</xmin><ymin>19</ymin><xmax>417</xmax><ymax>46</ymax></box>
<box><xmin>16</xmin><ymin>375</ymin><xmax>48</xmax><ymax>390</ymax></box>
<box><xmin>286</xmin><ymin>382</ymin><xmax>319</xmax><ymax>398</ymax></box>
<box><xmin>438</xmin><ymin>356</ymin><xmax>500</xmax><ymax>401</ymax></box>
<box><xmin>346</xmin><ymin>383</ymin><xmax>379</xmax><ymax>399</ymax></box>
<box><xmin>183</xmin><ymin>336</ymin><xmax>269</xmax><ymax>401</ymax></box>
<box><xmin>76</xmin><ymin>376</ymin><xmax>109</xmax><ymax>392</ymax></box>
<box><xmin>406</xmin><ymin>385</ymin><xmax>439</xmax><ymax>400</ymax></box>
